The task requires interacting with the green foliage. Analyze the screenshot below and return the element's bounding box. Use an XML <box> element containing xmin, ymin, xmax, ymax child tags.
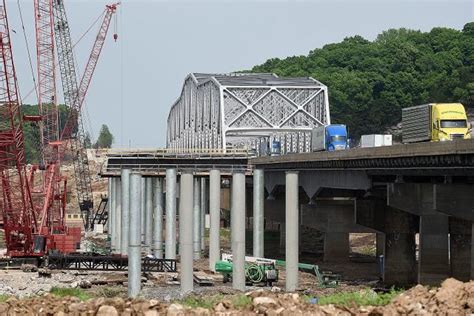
<box><xmin>314</xmin><ymin>288</ymin><xmax>402</xmax><ymax>307</ymax></box>
<box><xmin>231</xmin><ymin>294</ymin><xmax>252</xmax><ymax>308</ymax></box>
<box><xmin>84</xmin><ymin>132</ymin><xmax>92</xmax><ymax>149</ymax></box>
<box><xmin>94</xmin><ymin>124</ymin><xmax>114</xmax><ymax>149</ymax></box>
<box><xmin>22</xmin><ymin>104</ymin><xmax>70</xmax><ymax>163</ymax></box>
<box><xmin>0</xmin><ymin>295</ymin><xmax>9</xmax><ymax>303</ymax></box>
<box><xmin>250</xmin><ymin>23</ymin><xmax>474</xmax><ymax>138</ymax></box>
<box><xmin>50</xmin><ymin>287</ymin><xmax>91</xmax><ymax>301</ymax></box>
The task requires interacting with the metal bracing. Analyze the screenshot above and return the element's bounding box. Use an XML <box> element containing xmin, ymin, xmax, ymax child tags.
<box><xmin>166</xmin><ymin>73</ymin><xmax>330</xmax><ymax>154</ymax></box>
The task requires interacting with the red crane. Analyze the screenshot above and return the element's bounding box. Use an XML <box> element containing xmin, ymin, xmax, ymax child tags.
<box><xmin>0</xmin><ymin>0</ymin><xmax>38</xmax><ymax>256</ymax></box>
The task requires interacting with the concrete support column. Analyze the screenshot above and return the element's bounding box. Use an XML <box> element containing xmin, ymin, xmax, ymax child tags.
<box><xmin>144</xmin><ymin>178</ymin><xmax>153</xmax><ymax>253</ymax></box>
<box><xmin>253</xmin><ymin>168</ymin><xmax>264</xmax><ymax>258</ymax></box>
<box><xmin>200</xmin><ymin>178</ymin><xmax>207</xmax><ymax>251</ymax></box>
<box><xmin>209</xmin><ymin>169</ymin><xmax>221</xmax><ymax>272</ymax></box>
<box><xmin>419</xmin><ymin>214</ymin><xmax>449</xmax><ymax>285</ymax></box>
<box><xmin>153</xmin><ymin>178</ymin><xmax>164</xmax><ymax>258</ymax></box>
<box><xmin>120</xmin><ymin>169</ymin><xmax>131</xmax><ymax>255</ymax></box>
<box><xmin>140</xmin><ymin>178</ymin><xmax>146</xmax><ymax>243</ymax></box>
<box><xmin>471</xmin><ymin>223</ymin><xmax>474</xmax><ymax>280</ymax></box>
<box><xmin>108</xmin><ymin>179</ymin><xmax>115</xmax><ymax>247</ymax></box>
<box><xmin>449</xmin><ymin>218</ymin><xmax>472</xmax><ymax>281</ymax></box>
<box><xmin>285</xmin><ymin>171</ymin><xmax>299</xmax><ymax>292</ymax></box>
<box><xmin>115</xmin><ymin>179</ymin><xmax>122</xmax><ymax>253</ymax></box>
<box><xmin>179</xmin><ymin>172</ymin><xmax>194</xmax><ymax>294</ymax></box>
<box><xmin>165</xmin><ymin>168</ymin><xmax>177</xmax><ymax>259</ymax></box>
<box><xmin>231</xmin><ymin>172</ymin><xmax>246</xmax><ymax>291</ymax></box>
<box><xmin>128</xmin><ymin>173</ymin><xmax>142</xmax><ymax>298</ymax></box>
<box><xmin>193</xmin><ymin>178</ymin><xmax>201</xmax><ymax>259</ymax></box>
<box><xmin>383</xmin><ymin>207</ymin><xmax>417</xmax><ymax>286</ymax></box>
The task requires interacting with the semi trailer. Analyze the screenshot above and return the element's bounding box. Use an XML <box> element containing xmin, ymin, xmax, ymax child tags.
<box><xmin>311</xmin><ymin>124</ymin><xmax>348</xmax><ymax>151</ymax></box>
<box><xmin>402</xmin><ymin>103</ymin><xmax>471</xmax><ymax>143</ymax></box>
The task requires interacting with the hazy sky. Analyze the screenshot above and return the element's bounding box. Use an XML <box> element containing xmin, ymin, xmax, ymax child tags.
<box><xmin>7</xmin><ymin>0</ymin><xmax>474</xmax><ymax>148</ymax></box>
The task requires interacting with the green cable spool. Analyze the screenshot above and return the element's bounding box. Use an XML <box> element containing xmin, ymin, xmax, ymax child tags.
<box><xmin>246</xmin><ymin>263</ymin><xmax>264</xmax><ymax>283</ymax></box>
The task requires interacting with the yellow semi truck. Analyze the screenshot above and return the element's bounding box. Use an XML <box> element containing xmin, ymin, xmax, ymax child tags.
<box><xmin>402</xmin><ymin>103</ymin><xmax>471</xmax><ymax>143</ymax></box>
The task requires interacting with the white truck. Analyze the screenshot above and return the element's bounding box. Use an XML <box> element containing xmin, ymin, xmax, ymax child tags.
<box><xmin>360</xmin><ymin>134</ymin><xmax>392</xmax><ymax>148</ymax></box>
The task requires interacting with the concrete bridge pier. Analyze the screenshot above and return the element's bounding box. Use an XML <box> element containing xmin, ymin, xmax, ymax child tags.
<box><xmin>285</xmin><ymin>171</ymin><xmax>299</xmax><ymax>292</ymax></box>
<box><xmin>323</xmin><ymin>204</ymin><xmax>350</xmax><ymax>263</ymax></box>
<box><xmin>200</xmin><ymin>178</ymin><xmax>207</xmax><ymax>252</ymax></box>
<box><xmin>120</xmin><ymin>169</ymin><xmax>131</xmax><ymax>256</ymax></box>
<box><xmin>449</xmin><ymin>218</ymin><xmax>471</xmax><ymax>281</ymax></box>
<box><xmin>355</xmin><ymin>199</ymin><xmax>417</xmax><ymax>286</ymax></box>
<box><xmin>209</xmin><ymin>169</ymin><xmax>221</xmax><ymax>272</ymax></box>
<box><xmin>419</xmin><ymin>214</ymin><xmax>449</xmax><ymax>285</ymax></box>
<box><xmin>231</xmin><ymin>171</ymin><xmax>246</xmax><ymax>291</ymax></box>
<box><xmin>253</xmin><ymin>168</ymin><xmax>265</xmax><ymax>258</ymax></box>
<box><xmin>179</xmin><ymin>171</ymin><xmax>194</xmax><ymax>294</ymax></box>
<box><xmin>140</xmin><ymin>178</ymin><xmax>146</xmax><ymax>243</ymax></box>
<box><xmin>165</xmin><ymin>168</ymin><xmax>177</xmax><ymax>259</ymax></box>
<box><xmin>193</xmin><ymin>178</ymin><xmax>201</xmax><ymax>259</ymax></box>
<box><xmin>144</xmin><ymin>177</ymin><xmax>153</xmax><ymax>254</ymax></box>
<box><xmin>153</xmin><ymin>178</ymin><xmax>164</xmax><ymax>258</ymax></box>
<box><xmin>128</xmin><ymin>173</ymin><xmax>142</xmax><ymax>298</ymax></box>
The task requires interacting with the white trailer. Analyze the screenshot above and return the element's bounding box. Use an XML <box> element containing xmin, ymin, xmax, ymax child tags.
<box><xmin>360</xmin><ymin>134</ymin><xmax>392</xmax><ymax>148</ymax></box>
<box><xmin>311</xmin><ymin>126</ymin><xmax>326</xmax><ymax>151</ymax></box>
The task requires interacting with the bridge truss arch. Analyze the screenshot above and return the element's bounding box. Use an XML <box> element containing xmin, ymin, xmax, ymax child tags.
<box><xmin>166</xmin><ymin>73</ymin><xmax>330</xmax><ymax>154</ymax></box>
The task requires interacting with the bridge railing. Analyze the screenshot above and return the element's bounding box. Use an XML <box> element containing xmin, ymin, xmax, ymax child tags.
<box><xmin>106</xmin><ymin>147</ymin><xmax>256</xmax><ymax>159</ymax></box>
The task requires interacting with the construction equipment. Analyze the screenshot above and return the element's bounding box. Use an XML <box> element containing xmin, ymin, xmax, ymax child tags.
<box><xmin>215</xmin><ymin>254</ymin><xmax>279</xmax><ymax>286</ymax></box>
<box><xmin>275</xmin><ymin>260</ymin><xmax>341</xmax><ymax>288</ymax></box>
<box><xmin>53</xmin><ymin>0</ymin><xmax>119</xmax><ymax>230</ymax></box>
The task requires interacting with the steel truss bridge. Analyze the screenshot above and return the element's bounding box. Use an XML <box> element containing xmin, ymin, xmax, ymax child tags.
<box><xmin>166</xmin><ymin>73</ymin><xmax>330</xmax><ymax>154</ymax></box>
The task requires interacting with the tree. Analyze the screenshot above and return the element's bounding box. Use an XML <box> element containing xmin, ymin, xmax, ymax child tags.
<box><xmin>95</xmin><ymin>124</ymin><xmax>114</xmax><ymax>149</ymax></box>
<box><xmin>84</xmin><ymin>132</ymin><xmax>92</xmax><ymax>149</ymax></box>
<box><xmin>250</xmin><ymin>23</ymin><xmax>474</xmax><ymax>138</ymax></box>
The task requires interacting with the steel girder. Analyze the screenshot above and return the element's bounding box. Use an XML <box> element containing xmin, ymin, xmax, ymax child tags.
<box><xmin>166</xmin><ymin>73</ymin><xmax>330</xmax><ymax>154</ymax></box>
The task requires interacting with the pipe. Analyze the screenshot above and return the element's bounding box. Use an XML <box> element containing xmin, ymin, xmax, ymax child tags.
<box><xmin>128</xmin><ymin>173</ymin><xmax>142</xmax><ymax>298</ymax></box>
<box><xmin>209</xmin><ymin>169</ymin><xmax>221</xmax><ymax>272</ymax></box>
<box><xmin>165</xmin><ymin>168</ymin><xmax>177</xmax><ymax>259</ymax></box>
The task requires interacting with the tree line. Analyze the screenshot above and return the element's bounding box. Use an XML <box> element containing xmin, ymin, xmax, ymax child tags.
<box><xmin>22</xmin><ymin>104</ymin><xmax>114</xmax><ymax>163</ymax></box>
<box><xmin>249</xmin><ymin>23</ymin><xmax>474</xmax><ymax>138</ymax></box>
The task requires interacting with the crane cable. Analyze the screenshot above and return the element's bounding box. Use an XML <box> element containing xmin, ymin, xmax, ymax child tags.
<box><xmin>73</xmin><ymin>8</ymin><xmax>105</xmax><ymax>49</ymax></box>
<box><xmin>16</xmin><ymin>0</ymin><xmax>39</xmax><ymax>104</ymax></box>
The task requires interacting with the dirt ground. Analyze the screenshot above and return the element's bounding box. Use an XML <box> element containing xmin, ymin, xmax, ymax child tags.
<box><xmin>0</xmin><ymin>278</ymin><xmax>471</xmax><ymax>315</ymax></box>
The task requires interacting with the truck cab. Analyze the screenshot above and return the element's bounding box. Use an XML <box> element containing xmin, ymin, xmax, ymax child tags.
<box><xmin>431</xmin><ymin>103</ymin><xmax>471</xmax><ymax>141</ymax></box>
<box><xmin>325</xmin><ymin>124</ymin><xmax>348</xmax><ymax>151</ymax></box>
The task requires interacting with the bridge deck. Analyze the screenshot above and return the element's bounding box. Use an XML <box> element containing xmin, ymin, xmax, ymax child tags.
<box><xmin>251</xmin><ymin>139</ymin><xmax>474</xmax><ymax>175</ymax></box>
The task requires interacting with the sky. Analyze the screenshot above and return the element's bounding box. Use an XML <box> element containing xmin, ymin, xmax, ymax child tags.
<box><xmin>6</xmin><ymin>0</ymin><xmax>474</xmax><ymax>148</ymax></box>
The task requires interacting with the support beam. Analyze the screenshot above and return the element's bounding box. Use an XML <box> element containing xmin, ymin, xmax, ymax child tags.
<box><xmin>253</xmin><ymin>168</ymin><xmax>264</xmax><ymax>258</ymax></box>
<box><xmin>179</xmin><ymin>172</ymin><xmax>194</xmax><ymax>294</ymax></box>
<box><xmin>120</xmin><ymin>169</ymin><xmax>131</xmax><ymax>255</ymax></box>
<box><xmin>153</xmin><ymin>178</ymin><xmax>164</xmax><ymax>258</ymax></box>
<box><xmin>419</xmin><ymin>214</ymin><xmax>449</xmax><ymax>285</ymax></box>
<box><xmin>165</xmin><ymin>168</ymin><xmax>177</xmax><ymax>259</ymax></box>
<box><xmin>231</xmin><ymin>172</ymin><xmax>246</xmax><ymax>291</ymax></box>
<box><xmin>193</xmin><ymin>178</ymin><xmax>201</xmax><ymax>259</ymax></box>
<box><xmin>128</xmin><ymin>173</ymin><xmax>142</xmax><ymax>298</ymax></box>
<box><xmin>144</xmin><ymin>178</ymin><xmax>153</xmax><ymax>253</ymax></box>
<box><xmin>209</xmin><ymin>169</ymin><xmax>221</xmax><ymax>272</ymax></box>
<box><xmin>285</xmin><ymin>171</ymin><xmax>299</xmax><ymax>292</ymax></box>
